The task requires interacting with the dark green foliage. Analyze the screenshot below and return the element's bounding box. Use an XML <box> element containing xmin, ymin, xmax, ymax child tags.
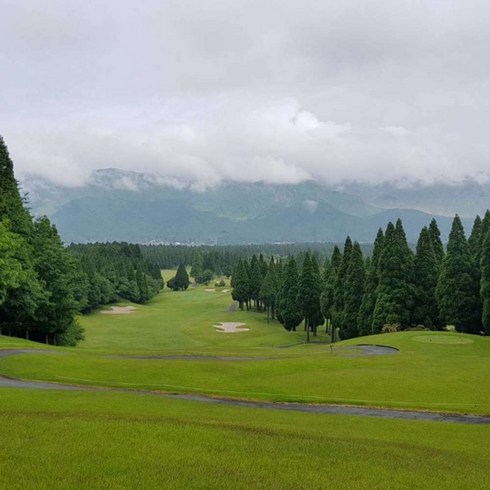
<box><xmin>299</xmin><ymin>253</ymin><xmax>323</xmax><ymax>340</ymax></box>
<box><xmin>372</xmin><ymin>220</ymin><xmax>415</xmax><ymax>332</ymax></box>
<box><xmin>259</xmin><ymin>258</ymin><xmax>279</xmax><ymax>322</ymax></box>
<box><xmin>340</xmin><ymin>242</ymin><xmax>364</xmax><ymax>339</ymax></box>
<box><xmin>428</xmin><ymin>218</ymin><xmax>445</xmax><ymax>265</ymax></box>
<box><xmin>480</xmin><ymin>229</ymin><xmax>490</xmax><ymax>333</ymax></box>
<box><xmin>413</xmin><ymin>227</ymin><xmax>441</xmax><ymax>329</ymax></box>
<box><xmin>332</xmin><ymin>237</ymin><xmax>352</xmax><ymax>332</ymax></box>
<box><xmin>190</xmin><ymin>252</ymin><xmax>203</xmax><ymax>280</ymax></box>
<box><xmin>195</xmin><ymin>269</ymin><xmax>214</xmax><ymax>285</ymax></box>
<box><xmin>436</xmin><ymin>215</ymin><xmax>482</xmax><ymax>333</ymax></box>
<box><xmin>357</xmin><ymin>228</ymin><xmax>384</xmax><ymax>336</ymax></box>
<box><xmin>169</xmin><ymin>263</ymin><xmax>190</xmax><ymax>291</ymax></box>
<box><xmin>468</xmin><ymin>215</ymin><xmax>482</xmax><ymax>260</ymax></box>
<box><xmin>249</xmin><ymin>255</ymin><xmax>264</xmax><ymax>309</ymax></box>
<box><xmin>68</xmin><ymin>243</ymin><xmax>163</xmax><ymax>308</ymax></box>
<box><xmin>278</xmin><ymin>257</ymin><xmax>303</xmax><ymax>332</ymax></box>
<box><xmin>231</xmin><ymin>259</ymin><xmax>249</xmax><ymax>310</ymax></box>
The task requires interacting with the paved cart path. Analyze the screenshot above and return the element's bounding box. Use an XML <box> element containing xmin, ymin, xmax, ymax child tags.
<box><xmin>1</xmin><ymin>349</ymin><xmax>488</xmax><ymax>425</ymax></box>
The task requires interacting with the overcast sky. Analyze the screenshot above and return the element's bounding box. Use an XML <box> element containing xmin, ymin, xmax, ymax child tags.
<box><xmin>2</xmin><ymin>0</ymin><xmax>490</xmax><ymax>187</ymax></box>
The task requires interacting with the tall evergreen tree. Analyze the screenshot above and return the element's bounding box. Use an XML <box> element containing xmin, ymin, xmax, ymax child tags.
<box><xmin>412</xmin><ymin>227</ymin><xmax>441</xmax><ymax>328</ymax></box>
<box><xmin>436</xmin><ymin>215</ymin><xmax>482</xmax><ymax>333</ymax></box>
<box><xmin>428</xmin><ymin>218</ymin><xmax>445</xmax><ymax>266</ymax></box>
<box><xmin>231</xmin><ymin>259</ymin><xmax>249</xmax><ymax>310</ymax></box>
<box><xmin>278</xmin><ymin>257</ymin><xmax>303</xmax><ymax>332</ymax></box>
<box><xmin>340</xmin><ymin>242</ymin><xmax>364</xmax><ymax>339</ymax></box>
<box><xmin>480</xmin><ymin>229</ymin><xmax>490</xmax><ymax>333</ymax></box>
<box><xmin>332</xmin><ymin>237</ymin><xmax>352</xmax><ymax>335</ymax></box>
<box><xmin>357</xmin><ymin>228</ymin><xmax>384</xmax><ymax>336</ymax></box>
<box><xmin>260</xmin><ymin>257</ymin><xmax>277</xmax><ymax>323</ymax></box>
<box><xmin>372</xmin><ymin>220</ymin><xmax>414</xmax><ymax>332</ymax></box>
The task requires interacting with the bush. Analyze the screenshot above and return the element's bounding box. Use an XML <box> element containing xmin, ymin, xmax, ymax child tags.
<box><xmin>215</xmin><ymin>279</ymin><xmax>226</xmax><ymax>287</ymax></box>
<box><xmin>381</xmin><ymin>323</ymin><xmax>401</xmax><ymax>333</ymax></box>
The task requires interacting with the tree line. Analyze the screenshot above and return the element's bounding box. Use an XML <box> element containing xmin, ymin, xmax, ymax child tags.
<box><xmin>140</xmin><ymin>242</ymin><xmax>375</xmax><ymax>278</ymax></box>
<box><xmin>0</xmin><ymin>137</ymin><xmax>162</xmax><ymax>345</ymax></box>
<box><xmin>231</xmin><ymin>215</ymin><xmax>490</xmax><ymax>340</ymax></box>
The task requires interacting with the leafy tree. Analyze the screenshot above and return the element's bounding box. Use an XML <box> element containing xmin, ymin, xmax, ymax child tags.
<box><xmin>0</xmin><ymin>220</ymin><xmax>24</xmax><ymax>305</ymax></box>
<box><xmin>436</xmin><ymin>215</ymin><xmax>482</xmax><ymax>333</ymax></box>
<box><xmin>196</xmin><ymin>269</ymin><xmax>214</xmax><ymax>285</ymax></box>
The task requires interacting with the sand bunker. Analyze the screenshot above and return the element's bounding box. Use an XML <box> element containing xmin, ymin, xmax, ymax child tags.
<box><xmin>221</xmin><ymin>289</ymin><xmax>230</xmax><ymax>293</ymax></box>
<box><xmin>213</xmin><ymin>322</ymin><xmax>249</xmax><ymax>333</ymax></box>
<box><xmin>101</xmin><ymin>306</ymin><xmax>137</xmax><ymax>315</ymax></box>
<box><xmin>205</xmin><ymin>288</ymin><xmax>216</xmax><ymax>293</ymax></box>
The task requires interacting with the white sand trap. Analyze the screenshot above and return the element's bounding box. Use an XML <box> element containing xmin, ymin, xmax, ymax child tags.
<box><xmin>213</xmin><ymin>322</ymin><xmax>249</xmax><ymax>333</ymax></box>
<box><xmin>205</xmin><ymin>288</ymin><xmax>216</xmax><ymax>292</ymax></box>
<box><xmin>221</xmin><ymin>289</ymin><xmax>229</xmax><ymax>293</ymax></box>
<box><xmin>101</xmin><ymin>306</ymin><xmax>137</xmax><ymax>315</ymax></box>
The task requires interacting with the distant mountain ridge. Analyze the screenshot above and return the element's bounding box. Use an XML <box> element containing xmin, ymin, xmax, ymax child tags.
<box><xmin>20</xmin><ymin>169</ymin><xmax>480</xmax><ymax>244</ymax></box>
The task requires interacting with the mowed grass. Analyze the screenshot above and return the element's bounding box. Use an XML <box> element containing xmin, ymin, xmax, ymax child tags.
<box><xmin>1</xmin><ymin>388</ymin><xmax>489</xmax><ymax>490</ymax></box>
<box><xmin>1</xmin><ymin>275</ymin><xmax>490</xmax><ymax>488</ymax></box>
<box><xmin>1</xmin><ymin>280</ymin><xmax>489</xmax><ymax>414</ymax></box>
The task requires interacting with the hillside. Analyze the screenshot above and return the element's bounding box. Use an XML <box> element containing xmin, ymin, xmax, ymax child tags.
<box><xmin>21</xmin><ymin>169</ymin><xmax>474</xmax><ymax>243</ymax></box>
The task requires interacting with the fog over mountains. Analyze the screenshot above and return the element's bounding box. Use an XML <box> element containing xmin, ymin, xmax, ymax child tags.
<box><xmin>20</xmin><ymin>169</ymin><xmax>482</xmax><ymax>244</ymax></box>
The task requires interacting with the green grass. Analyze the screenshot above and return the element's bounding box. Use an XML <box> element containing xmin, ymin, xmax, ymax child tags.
<box><xmin>1</xmin><ymin>284</ymin><xmax>489</xmax><ymax>413</ymax></box>
<box><xmin>1</xmin><ymin>389</ymin><xmax>489</xmax><ymax>490</ymax></box>
<box><xmin>1</xmin><ymin>278</ymin><xmax>490</xmax><ymax>488</ymax></box>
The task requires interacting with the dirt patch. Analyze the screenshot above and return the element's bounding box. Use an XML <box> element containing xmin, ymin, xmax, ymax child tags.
<box><xmin>213</xmin><ymin>322</ymin><xmax>249</xmax><ymax>333</ymax></box>
<box><xmin>100</xmin><ymin>306</ymin><xmax>137</xmax><ymax>315</ymax></box>
<box><xmin>221</xmin><ymin>289</ymin><xmax>230</xmax><ymax>293</ymax></box>
<box><xmin>204</xmin><ymin>288</ymin><xmax>216</xmax><ymax>293</ymax></box>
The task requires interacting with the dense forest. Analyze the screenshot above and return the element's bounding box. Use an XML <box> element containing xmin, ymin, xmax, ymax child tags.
<box><xmin>0</xmin><ymin>137</ymin><xmax>162</xmax><ymax>345</ymax></box>
<box><xmin>140</xmin><ymin>242</ymin><xmax>375</xmax><ymax>278</ymax></box>
<box><xmin>231</xmin><ymin>215</ymin><xmax>490</xmax><ymax>340</ymax></box>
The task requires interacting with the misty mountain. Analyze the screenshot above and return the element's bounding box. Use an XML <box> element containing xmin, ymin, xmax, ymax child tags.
<box><xmin>20</xmin><ymin>169</ymin><xmax>476</xmax><ymax>244</ymax></box>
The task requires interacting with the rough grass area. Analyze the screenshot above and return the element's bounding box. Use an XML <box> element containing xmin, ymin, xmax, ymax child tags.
<box><xmin>1</xmin><ymin>389</ymin><xmax>489</xmax><ymax>490</ymax></box>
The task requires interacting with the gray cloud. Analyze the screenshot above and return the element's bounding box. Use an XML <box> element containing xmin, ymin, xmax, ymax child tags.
<box><xmin>2</xmin><ymin>0</ymin><xmax>490</xmax><ymax>187</ymax></box>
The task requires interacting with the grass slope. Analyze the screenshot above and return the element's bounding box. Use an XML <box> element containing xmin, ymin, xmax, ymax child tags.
<box><xmin>1</xmin><ymin>279</ymin><xmax>490</xmax><ymax>488</ymax></box>
<box><xmin>1</xmin><ymin>389</ymin><xmax>489</xmax><ymax>490</ymax></box>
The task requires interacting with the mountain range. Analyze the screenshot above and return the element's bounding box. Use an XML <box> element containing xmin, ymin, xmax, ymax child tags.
<box><xmin>20</xmin><ymin>169</ymin><xmax>486</xmax><ymax>244</ymax></box>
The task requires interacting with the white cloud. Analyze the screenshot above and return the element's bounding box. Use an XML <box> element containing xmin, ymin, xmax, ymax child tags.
<box><xmin>2</xmin><ymin>0</ymin><xmax>490</xmax><ymax>188</ymax></box>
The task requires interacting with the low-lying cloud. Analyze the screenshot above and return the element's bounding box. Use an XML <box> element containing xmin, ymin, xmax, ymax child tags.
<box><xmin>2</xmin><ymin>0</ymin><xmax>490</xmax><ymax>188</ymax></box>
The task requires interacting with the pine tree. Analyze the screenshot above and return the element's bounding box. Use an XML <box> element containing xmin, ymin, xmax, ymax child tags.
<box><xmin>278</xmin><ymin>257</ymin><xmax>303</xmax><ymax>332</ymax></box>
<box><xmin>190</xmin><ymin>252</ymin><xmax>203</xmax><ymax>280</ymax></box>
<box><xmin>413</xmin><ymin>227</ymin><xmax>441</xmax><ymax>328</ymax></box>
<box><xmin>249</xmin><ymin>255</ymin><xmax>264</xmax><ymax>310</ymax></box>
<box><xmin>436</xmin><ymin>215</ymin><xmax>482</xmax><ymax>333</ymax></box>
<box><xmin>298</xmin><ymin>253</ymin><xmax>323</xmax><ymax>341</ymax></box>
<box><xmin>372</xmin><ymin>220</ymin><xmax>414</xmax><ymax>332</ymax></box>
<box><xmin>259</xmin><ymin>257</ymin><xmax>277</xmax><ymax>323</ymax></box>
<box><xmin>468</xmin><ymin>215</ymin><xmax>483</xmax><ymax>259</ymax></box>
<box><xmin>340</xmin><ymin>242</ymin><xmax>364</xmax><ymax>339</ymax></box>
<box><xmin>320</xmin><ymin>246</ymin><xmax>342</xmax><ymax>340</ymax></box>
<box><xmin>231</xmin><ymin>259</ymin><xmax>249</xmax><ymax>310</ymax></box>
<box><xmin>428</xmin><ymin>218</ymin><xmax>445</xmax><ymax>266</ymax></box>
<box><xmin>357</xmin><ymin>228</ymin><xmax>384</xmax><ymax>336</ymax></box>
<box><xmin>332</xmin><ymin>237</ymin><xmax>352</xmax><ymax>334</ymax></box>
<box><xmin>172</xmin><ymin>263</ymin><xmax>190</xmax><ymax>291</ymax></box>
<box><xmin>480</xmin><ymin>229</ymin><xmax>490</xmax><ymax>333</ymax></box>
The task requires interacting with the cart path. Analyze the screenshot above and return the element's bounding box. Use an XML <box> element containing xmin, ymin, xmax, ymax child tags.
<box><xmin>1</xmin><ymin>348</ymin><xmax>488</xmax><ymax>425</ymax></box>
